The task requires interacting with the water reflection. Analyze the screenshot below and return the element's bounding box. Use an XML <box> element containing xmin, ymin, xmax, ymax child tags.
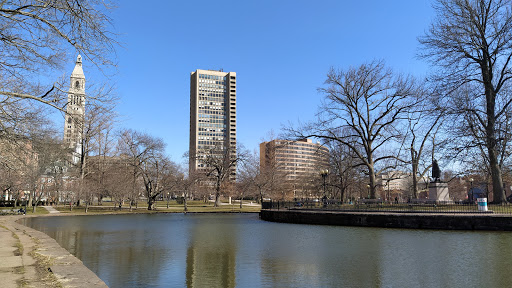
<box><xmin>186</xmin><ymin>217</ymin><xmax>237</xmax><ymax>288</ymax></box>
<box><xmin>257</xmin><ymin>224</ymin><xmax>384</xmax><ymax>287</ymax></box>
<box><xmin>22</xmin><ymin>214</ymin><xmax>512</xmax><ymax>288</ymax></box>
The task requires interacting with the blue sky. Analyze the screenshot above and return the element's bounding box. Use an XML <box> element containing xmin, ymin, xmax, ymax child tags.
<box><xmin>67</xmin><ymin>0</ymin><xmax>436</xmax><ymax>163</ymax></box>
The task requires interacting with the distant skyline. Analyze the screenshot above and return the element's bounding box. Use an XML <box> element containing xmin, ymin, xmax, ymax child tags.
<box><xmin>63</xmin><ymin>0</ymin><xmax>436</xmax><ymax>164</ymax></box>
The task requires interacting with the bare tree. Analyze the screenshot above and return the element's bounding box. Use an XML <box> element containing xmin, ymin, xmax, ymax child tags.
<box><xmin>419</xmin><ymin>0</ymin><xmax>512</xmax><ymax>203</ymax></box>
<box><xmin>195</xmin><ymin>144</ymin><xmax>246</xmax><ymax>207</ymax></box>
<box><xmin>0</xmin><ymin>1</ymin><xmax>116</xmax><ymax>109</ymax></box>
<box><xmin>179</xmin><ymin>170</ymin><xmax>202</xmax><ymax>212</ymax></box>
<box><xmin>24</xmin><ymin>135</ymin><xmax>66</xmax><ymax>213</ymax></box>
<box><xmin>84</xmin><ymin>101</ymin><xmax>118</xmax><ymax>205</ymax></box>
<box><xmin>0</xmin><ymin>3</ymin><xmax>117</xmax><ymax>203</ymax></box>
<box><xmin>327</xmin><ymin>140</ymin><xmax>362</xmax><ymax>202</ymax></box>
<box><xmin>238</xmin><ymin>150</ymin><xmax>272</xmax><ymax>203</ymax></box>
<box><xmin>402</xmin><ymin>100</ymin><xmax>445</xmax><ymax>199</ymax></box>
<box><xmin>118</xmin><ymin>129</ymin><xmax>179</xmax><ymax>210</ymax></box>
<box><xmin>294</xmin><ymin>61</ymin><xmax>419</xmax><ymax>198</ymax></box>
<box><xmin>106</xmin><ymin>157</ymin><xmax>133</xmax><ymax>209</ymax></box>
<box><xmin>72</xmin><ymin>91</ymin><xmax>117</xmax><ymax>212</ymax></box>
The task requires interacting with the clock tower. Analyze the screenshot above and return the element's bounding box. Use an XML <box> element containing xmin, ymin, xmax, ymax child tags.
<box><xmin>64</xmin><ymin>55</ymin><xmax>86</xmax><ymax>164</ymax></box>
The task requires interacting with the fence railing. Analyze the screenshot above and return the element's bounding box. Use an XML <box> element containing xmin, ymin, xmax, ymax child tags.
<box><xmin>262</xmin><ymin>199</ymin><xmax>512</xmax><ymax>214</ymax></box>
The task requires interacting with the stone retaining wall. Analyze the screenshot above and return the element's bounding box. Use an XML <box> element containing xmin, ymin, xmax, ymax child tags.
<box><xmin>259</xmin><ymin>209</ymin><xmax>512</xmax><ymax>231</ymax></box>
<box><xmin>11</xmin><ymin>217</ymin><xmax>108</xmax><ymax>287</ymax></box>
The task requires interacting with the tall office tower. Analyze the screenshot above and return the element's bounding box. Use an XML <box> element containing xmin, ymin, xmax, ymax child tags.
<box><xmin>64</xmin><ymin>55</ymin><xmax>86</xmax><ymax>164</ymax></box>
<box><xmin>190</xmin><ymin>69</ymin><xmax>237</xmax><ymax>181</ymax></box>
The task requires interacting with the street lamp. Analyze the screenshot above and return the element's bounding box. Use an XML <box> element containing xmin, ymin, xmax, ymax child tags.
<box><xmin>367</xmin><ymin>184</ymin><xmax>370</xmax><ymax>199</ymax></box>
<box><xmin>320</xmin><ymin>169</ymin><xmax>329</xmax><ymax>207</ymax></box>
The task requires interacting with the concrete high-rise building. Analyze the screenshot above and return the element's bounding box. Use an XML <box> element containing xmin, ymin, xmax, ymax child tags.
<box><xmin>63</xmin><ymin>55</ymin><xmax>86</xmax><ymax>164</ymax></box>
<box><xmin>189</xmin><ymin>69</ymin><xmax>237</xmax><ymax>180</ymax></box>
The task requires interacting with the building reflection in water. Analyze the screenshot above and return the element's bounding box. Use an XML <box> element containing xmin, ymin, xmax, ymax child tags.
<box><xmin>186</xmin><ymin>216</ymin><xmax>237</xmax><ymax>288</ymax></box>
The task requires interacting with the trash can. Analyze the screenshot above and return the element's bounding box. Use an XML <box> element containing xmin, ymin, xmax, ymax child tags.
<box><xmin>477</xmin><ymin>198</ymin><xmax>488</xmax><ymax>212</ymax></box>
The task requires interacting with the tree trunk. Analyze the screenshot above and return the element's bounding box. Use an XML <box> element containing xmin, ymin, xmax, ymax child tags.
<box><xmin>368</xmin><ymin>161</ymin><xmax>376</xmax><ymax>199</ymax></box>
<box><xmin>31</xmin><ymin>191</ymin><xmax>36</xmax><ymax>213</ymax></box>
<box><xmin>484</xmin><ymin>82</ymin><xmax>506</xmax><ymax>204</ymax></box>
<box><xmin>214</xmin><ymin>185</ymin><xmax>221</xmax><ymax>207</ymax></box>
<box><xmin>214</xmin><ymin>193</ymin><xmax>221</xmax><ymax>207</ymax></box>
<box><xmin>489</xmin><ymin>148</ymin><xmax>506</xmax><ymax>203</ymax></box>
<box><xmin>340</xmin><ymin>178</ymin><xmax>345</xmax><ymax>203</ymax></box>
<box><xmin>411</xmin><ymin>149</ymin><xmax>418</xmax><ymax>199</ymax></box>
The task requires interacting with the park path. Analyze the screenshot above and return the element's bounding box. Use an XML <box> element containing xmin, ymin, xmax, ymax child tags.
<box><xmin>42</xmin><ymin>206</ymin><xmax>60</xmax><ymax>214</ymax></box>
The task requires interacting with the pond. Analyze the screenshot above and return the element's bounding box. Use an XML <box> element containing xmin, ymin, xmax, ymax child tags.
<box><xmin>22</xmin><ymin>213</ymin><xmax>512</xmax><ymax>288</ymax></box>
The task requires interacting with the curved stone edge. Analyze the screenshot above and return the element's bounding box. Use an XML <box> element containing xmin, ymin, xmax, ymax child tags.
<box><xmin>260</xmin><ymin>209</ymin><xmax>512</xmax><ymax>231</ymax></box>
<box><xmin>9</xmin><ymin>215</ymin><xmax>108</xmax><ymax>288</ymax></box>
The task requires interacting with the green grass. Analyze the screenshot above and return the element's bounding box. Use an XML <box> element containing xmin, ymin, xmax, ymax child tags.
<box><xmin>26</xmin><ymin>206</ymin><xmax>50</xmax><ymax>215</ymax></box>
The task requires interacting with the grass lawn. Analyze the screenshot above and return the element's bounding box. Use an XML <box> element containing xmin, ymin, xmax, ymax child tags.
<box><xmin>52</xmin><ymin>200</ymin><xmax>261</xmax><ymax>214</ymax></box>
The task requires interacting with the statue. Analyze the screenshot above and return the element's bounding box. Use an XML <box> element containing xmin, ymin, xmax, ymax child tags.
<box><xmin>432</xmin><ymin>159</ymin><xmax>441</xmax><ymax>182</ymax></box>
<box><xmin>429</xmin><ymin>159</ymin><xmax>452</xmax><ymax>203</ymax></box>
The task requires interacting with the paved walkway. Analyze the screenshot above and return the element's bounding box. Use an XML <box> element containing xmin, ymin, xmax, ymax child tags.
<box><xmin>42</xmin><ymin>206</ymin><xmax>60</xmax><ymax>214</ymax></box>
<box><xmin>0</xmin><ymin>215</ymin><xmax>107</xmax><ymax>288</ymax></box>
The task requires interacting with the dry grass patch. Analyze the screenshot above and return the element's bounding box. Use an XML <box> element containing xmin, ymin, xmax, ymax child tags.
<box><xmin>29</xmin><ymin>238</ymin><xmax>63</xmax><ymax>288</ymax></box>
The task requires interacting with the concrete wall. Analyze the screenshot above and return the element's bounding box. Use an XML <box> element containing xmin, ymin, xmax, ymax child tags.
<box><xmin>260</xmin><ymin>210</ymin><xmax>512</xmax><ymax>231</ymax></box>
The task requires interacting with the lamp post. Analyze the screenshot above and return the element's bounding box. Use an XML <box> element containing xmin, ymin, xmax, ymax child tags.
<box><xmin>320</xmin><ymin>169</ymin><xmax>329</xmax><ymax>207</ymax></box>
<box><xmin>367</xmin><ymin>184</ymin><xmax>370</xmax><ymax>199</ymax></box>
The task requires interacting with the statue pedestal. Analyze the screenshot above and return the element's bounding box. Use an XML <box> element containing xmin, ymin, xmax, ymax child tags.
<box><xmin>428</xmin><ymin>182</ymin><xmax>453</xmax><ymax>203</ymax></box>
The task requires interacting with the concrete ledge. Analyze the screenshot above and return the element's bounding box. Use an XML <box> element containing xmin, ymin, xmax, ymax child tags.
<box><xmin>259</xmin><ymin>209</ymin><xmax>512</xmax><ymax>231</ymax></box>
<box><xmin>6</xmin><ymin>216</ymin><xmax>108</xmax><ymax>287</ymax></box>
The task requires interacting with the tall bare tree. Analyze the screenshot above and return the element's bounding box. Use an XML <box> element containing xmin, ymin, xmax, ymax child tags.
<box><xmin>118</xmin><ymin>129</ymin><xmax>179</xmax><ymax>210</ymax></box>
<box><xmin>295</xmin><ymin>61</ymin><xmax>419</xmax><ymax>198</ymax></box>
<box><xmin>71</xmin><ymin>90</ymin><xmax>117</xmax><ymax>212</ymax></box>
<box><xmin>0</xmin><ymin>1</ymin><xmax>116</xmax><ymax>109</ymax></box>
<box><xmin>196</xmin><ymin>144</ymin><xmax>246</xmax><ymax>207</ymax></box>
<box><xmin>419</xmin><ymin>0</ymin><xmax>512</xmax><ymax>203</ymax></box>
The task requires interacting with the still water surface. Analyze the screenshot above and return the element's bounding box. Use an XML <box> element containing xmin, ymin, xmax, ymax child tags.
<box><xmin>23</xmin><ymin>213</ymin><xmax>512</xmax><ymax>288</ymax></box>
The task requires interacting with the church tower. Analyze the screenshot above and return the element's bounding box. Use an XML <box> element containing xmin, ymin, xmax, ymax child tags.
<box><xmin>64</xmin><ymin>55</ymin><xmax>86</xmax><ymax>164</ymax></box>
